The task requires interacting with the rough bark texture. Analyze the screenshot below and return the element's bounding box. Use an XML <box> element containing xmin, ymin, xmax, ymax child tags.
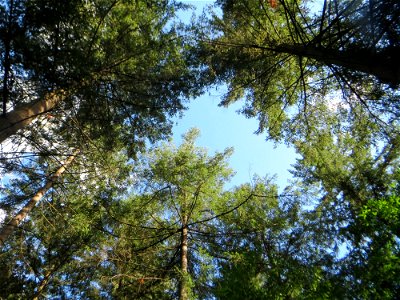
<box><xmin>179</xmin><ymin>215</ymin><xmax>189</xmax><ymax>300</ymax></box>
<box><xmin>0</xmin><ymin>149</ymin><xmax>79</xmax><ymax>246</ymax></box>
<box><xmin>0</xmin><ymin>89</ymin><xmax>66</xmax><ymax>144</ymax></box>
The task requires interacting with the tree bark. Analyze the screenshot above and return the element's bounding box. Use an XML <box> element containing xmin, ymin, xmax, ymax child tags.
<box><xmin>0</xmin><ymin>149</ymin><xmax>80</xmax><ymax>246</ymax></box>
<box><xmin>0</xmin><ymin>89</ymin><xmax>67</xmax><ymax>144</ymax></box>
<box><xmin>179</xmin><ymin>215</ymin><xmax>189</xmax><ymax>300</ymax></box>
<box><xmin>274</xmin><ymin>44</ymin><xmax>400</xmax><ymax>86</ymax></box>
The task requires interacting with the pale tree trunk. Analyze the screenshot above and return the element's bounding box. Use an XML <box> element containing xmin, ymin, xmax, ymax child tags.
<box><xmin>0</xmin><ymin>89</ymin><xmax>67</xmax><ymax>144</ymax></box>
<box><xmin>179</xmin><ymin>215</ymin><xmax>189</xmax><ymax>300</ymax></box>
<box><xmin>0</xmin><ymin>149</ymin><xmax>80</xmax><ymax>246</ymax></box>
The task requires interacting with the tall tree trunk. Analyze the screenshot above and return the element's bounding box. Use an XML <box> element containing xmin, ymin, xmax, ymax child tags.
<box><xmin>0</xmin><ymin>149</ymin><xmax>80</xmax><ymax>246</ymax></box>
<box><xmin>0</xmin><ymin>89</ymin><xmax>67</xmax><ymax>144</ymax></box>
<box><xmin>179</xmin><ymin>215</ymin><xmax>189</xmax><ymax>300</ymax></box>
<box><xmin>274</xmin><ymin>44</ymin><xmax>400</xmax><ymax>86</ymax></box>
<box><xmin>225</xmin><ymin>41</ymin><xmax>400</xmax><ymax>86</ymax></box>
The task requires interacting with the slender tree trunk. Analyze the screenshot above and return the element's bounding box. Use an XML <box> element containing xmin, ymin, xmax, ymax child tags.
<box><xmin>0</xmin><ymin>149</ymin><xmax>80</xmax><ymax>246</ymax></box>
<box><xmin>179</xmin><ymin>215</ymin><xmax>189</xmax><ymax>300</ymax></box>
<box><xmin>32</xmin><ymin>269</ymin><xmax>52</xmax><ymax>300</ymax></box>
<box><xmin>0</xmin><ymin>89</ymin><xmax>67</xmax><ymax>144</ymax></box>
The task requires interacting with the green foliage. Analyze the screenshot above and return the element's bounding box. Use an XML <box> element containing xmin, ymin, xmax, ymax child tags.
<box><xmin>360</xmin><ymin>192</ymin><xmax>400</xmax><ymax>233</ymax></box>
<box><xmin>211</xmin><ymin>179</ymin><xmax>336</xmax><ymax>299</ymax></box>
<box><xmin>289</xmin><ymin>99</ymin><xmax>400</xmax><ymax>298</ymax></box>
<box><xmin>352</xmin><ymin>186</ymin><xmax>400</xmax><ymax>298</ymax></box>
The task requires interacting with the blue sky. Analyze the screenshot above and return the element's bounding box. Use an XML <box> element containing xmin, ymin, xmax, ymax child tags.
<box><xmin>172</xmin><ymin>1</ymin><xmax>298</xmax><ymax>189</ymax></box>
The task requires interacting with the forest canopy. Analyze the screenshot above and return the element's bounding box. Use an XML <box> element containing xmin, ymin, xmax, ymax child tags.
<box><xmin>1</xmin><ymin>0</ymin><xmax>399</xmax><ymax>299</ymax></box>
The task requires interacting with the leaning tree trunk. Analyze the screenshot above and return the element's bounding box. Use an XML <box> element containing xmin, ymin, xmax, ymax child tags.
<box><xmin>0</xmin><ymin>149</ymin><xmax>80</xmax><ymax>246</ymax></box>
<box><xmin>179</xmin><ymin>215</ymin><xmax>189</xmax><ymax>300</ymax></box>
<box><xmin>0</xmin><ymin>89</ymin><xmax>67</xmax><ymax>144</ymax></box>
